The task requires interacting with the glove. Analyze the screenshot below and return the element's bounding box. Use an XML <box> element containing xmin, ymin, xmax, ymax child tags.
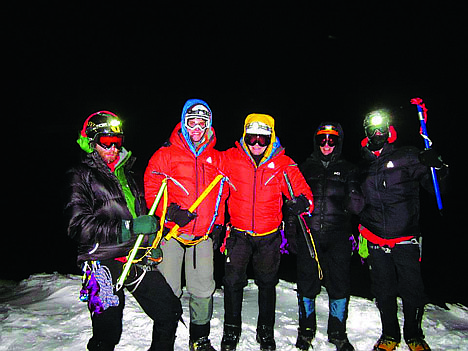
<box><xmin>120</xmin><ymin>215</ymin><xmax>159</xmax><ymax>243</ymax></box>
<box><xmin>286</xmin><ymin>194</ymin><xmax>310</xmax><ymax>216</ymax></box>
<box><xmin>166</xmin><ymin>203</ymin><xmax>197</xmax><ymax>227</ymax></box>
<box><xmin>133</xmin><ymin>215</ymin><xmax>159</xmax><ymax>234</ymax></box>
<box><xmin>343</xmin><ymin>189</ymin><xmax>365</xmax><ymax>215</ymax></box>
<box><xmin>210</xmin><ymin>225</ymin><xmax>224</xmax><ymax>251</ymax></box>
<box><xmin>419</xmin><ymin>149</ymin><xmax>444</xmax><ymax>169</ymax></box>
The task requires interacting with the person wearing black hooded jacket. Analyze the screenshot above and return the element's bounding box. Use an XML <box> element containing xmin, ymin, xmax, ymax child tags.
<box><xmin>356</xmin><ymin>109</ymin><xmax>448</xmax><ymax>351</ymax></box>
<box><xmin>64</xmin><ymin>111</ymin><xmax>182</xmax><ymax>351</ymax></box>
<box><xmin>292</xmin><ymin>122</ymin><xmax>363</xmax><ymax>351</ymax></box>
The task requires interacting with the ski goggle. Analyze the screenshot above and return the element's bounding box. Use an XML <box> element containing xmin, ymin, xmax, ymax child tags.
<box><xmin>365</xmin><ymin>124</ymin><xmax>389</xmax><ymax>138</ymax></box>
<box><xmin>315</xmin><ymin>134</ymin><xmax>339</xmax><ymax>147</ymax></box>
<box><xmin>185</xmin><ymin>116</ymin><xmax>210</xmax><ymax>131</ymax></box>
<box><xmin>245</xmin><ymin>134</ymin><xmax>271</xmax><ymax>147</ymax></box>
<box><xmin>96</xmin><ymin>134</ymin><xmax>124</xmax><ymax>149</ymax></box>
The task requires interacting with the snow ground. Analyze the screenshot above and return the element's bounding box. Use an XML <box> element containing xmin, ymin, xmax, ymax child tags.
<box><xmin>0</xmin><ymin>273</ymin><xmax>467</xmax><ymax>350</ymax></box>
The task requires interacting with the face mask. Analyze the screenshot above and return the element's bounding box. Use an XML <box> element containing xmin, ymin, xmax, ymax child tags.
<box><xmin>368</xmin><ymin>133</ymin><xmax>388</xmax><ymax>151</ymax></box>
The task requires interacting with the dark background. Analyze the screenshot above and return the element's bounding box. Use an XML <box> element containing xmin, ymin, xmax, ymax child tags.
<box><xmin>4</xmin><ymin>3</ymin><xmax>466</xmax><ymax>306</ymax></box>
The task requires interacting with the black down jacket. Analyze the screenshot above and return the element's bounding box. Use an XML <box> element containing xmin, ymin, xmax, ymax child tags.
<box><xmin>64</xmin><ymin>149</ymin><xmax>147</xmax><ymax>264</ymax></box>
<box><xmin>300</xmin><ymin>122</ymin><xmax>362</xmax><ymax>239</ymax></box>
<box><xmin>359</xmin><ymin>142</ymin><xmax>447</xmax><ymax>239</ymax></box>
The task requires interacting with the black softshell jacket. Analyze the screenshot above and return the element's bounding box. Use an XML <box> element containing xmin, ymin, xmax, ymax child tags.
<box><xmin>64</xmin><ymin>151</ymin><xmax>147</xmax><ymax>264</ymax></box>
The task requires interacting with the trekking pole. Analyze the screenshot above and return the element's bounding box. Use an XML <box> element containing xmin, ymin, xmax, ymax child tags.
<box><xmin>115</xmin><ymin>179</ymin><xmax>168</xmax><ymax>291</ymax></box>
<box><xmin>165</xmin><ymin>174</ymin><xmax>225</xmax><ymax>241</ymax></box>
<box><xmin>410</xmin><ymin>98</ymin><xmax>443</xmax><ymax>213</ymax></box>
<box><xmin>283</xmin><ymin>172</ymin><xmax>323</xmax><ymax>280</ymax></box>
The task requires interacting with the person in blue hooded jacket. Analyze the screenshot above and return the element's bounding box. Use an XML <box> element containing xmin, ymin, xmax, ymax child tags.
<box><xmin>145</xmin><ymin>99</ymin><xmax>227</xmax><ymax>351</ymax></box>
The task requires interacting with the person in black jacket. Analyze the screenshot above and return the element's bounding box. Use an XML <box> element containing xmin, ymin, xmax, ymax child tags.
<box><xmin>292</xmin><ymin>122</ymin><xmax>362</xmax><ymax>351</ymax></box>
<box><xmin>64</xmin><ymin>111</ymin><xmax>182</xmax><ymax>351</ymax></box>
<box><xmin>357</xmin><ymin>109</ymin><xmax>448</xmax><ymax>351</ymax></box>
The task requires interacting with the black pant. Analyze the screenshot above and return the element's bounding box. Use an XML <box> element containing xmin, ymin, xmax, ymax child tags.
<box><xmin>222</xmin><ymin>229</ymin><xmax>281</xmax><ymax>328</ymax></box>
<box><xmin>367</xmin><ymin>242</ymin><xmax>428</xmax><ymax>341</ymax></box>
<box><xmin>296</xmin><ymin>231</ymin><xmax>352</xmax><ymax>337</ymax></box>
<box><xmin>296</xmin><ymin>231</ymin><xmax>352</xmax><ymax>299</ymax></box>
<box><xmin>87</xmin><ymin>259</ymin><xmax>182</xmax><ymax>350</ymax></box>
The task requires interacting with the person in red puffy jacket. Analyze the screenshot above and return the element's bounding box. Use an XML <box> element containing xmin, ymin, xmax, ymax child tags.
<box><xmin>220</xmin><ymin>113</ymin><xmax>313</xmax><ymax>351</ymax></box>
<box><xmin>144</xmin><ymin>99</ymin><xmax>227</xmax><ymax>351</ymax></box>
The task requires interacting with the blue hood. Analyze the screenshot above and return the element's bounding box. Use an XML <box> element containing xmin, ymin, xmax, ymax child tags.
<box><xmin>180</xmin><ymin>98</ymin><xmax>213</xmax><ymax>156</ymax></box>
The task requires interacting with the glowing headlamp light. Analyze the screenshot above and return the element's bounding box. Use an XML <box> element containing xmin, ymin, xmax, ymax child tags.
<box><xmin>364</xmin><ymin>110</ymin><xmax>390</xmax><ymax>137</ymax></box>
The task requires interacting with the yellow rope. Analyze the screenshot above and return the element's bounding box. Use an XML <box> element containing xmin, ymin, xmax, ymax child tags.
<box><xmin>164</xmin><ymin>174</ymin><xmax>224</xmax><ymax>243</ymax></box>
<box><xmin>299</xmin><ymin>214</ymin><xmax>323</xmax><ymax>280</ymax></box>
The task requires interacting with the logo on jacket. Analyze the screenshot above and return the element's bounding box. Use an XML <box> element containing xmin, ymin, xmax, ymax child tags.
<box><xmin>386</xmin><ymin>161</ymin><xmax>394</xmax><ymax>168</ymax></box>
<box><xmin>334</xmin><ymin>171</ymin><xmax>341</xmax><ymax>176</ymax></box>
<box><xmin>268</xmin><ymin>162</ymin><xmax>275</xmax><ymax>169</ymax></box>
<box><xmin>206</xmin><ymin>156</ymin><xmax>213</xmax><ymax>164</ymax></box>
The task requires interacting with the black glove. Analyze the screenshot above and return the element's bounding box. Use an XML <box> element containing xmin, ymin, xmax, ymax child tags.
<box><xmin>210</xmin><ymin>225</ymin><xmax>224</xmax><ymax>251</ymax></box>
<box><xmin>166</xmin><ymin>203</ymin><xmax>197</xmax><ymax>227</ymax></box>
<box><xmin>286</xmin><ymin>194</ymin><xmax>310</xmax><ymax>216</ymax></box>
<box><xmin>419</xmin><ymin>149</ymin><xmax>444</xmax><ymax>169</ymax></box>
<box><xmin>343</xmin><ymin>189</ymin><xmax>365</xmax><ymax>215</ymax></box>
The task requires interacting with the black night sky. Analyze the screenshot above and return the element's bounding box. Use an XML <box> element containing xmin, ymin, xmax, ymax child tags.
<box><xmin>5</xmin><ymin>3</ymin><xmax>466</xmax><ymax>306</ymax></box>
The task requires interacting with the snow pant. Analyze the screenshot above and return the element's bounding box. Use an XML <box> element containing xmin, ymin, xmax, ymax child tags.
<box><xmin>87</xmin><ymin>259</ymin><xmax>182</xmax><ymax>351</ymax></box>
<box><xmin>158</xmin><ymin>236</ymin><xmax>216</xmax><ymax>340</ymax></box>
<box><xmin>367</xmin><ymin>240</ymin><xmax>428</xmax><ymax>342</ymax></box>
<box><xmin>296</xmin><ymin>230</ymin><xmax>352</xmax><ymax>339</ymax></box>
<box><xmin>222</xmin><ymin>229</ymin><xmax>281</xmax><ymax>329</ymax></box>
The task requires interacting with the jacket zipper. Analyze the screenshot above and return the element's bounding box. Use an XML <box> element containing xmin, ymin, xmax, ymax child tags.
<box><xmin>192</xmin><ymin>156</ymin><xmax>199</xmax><ymax>235</ymax></box>
<box><xmin>251</xmin><ymin>166</ymin><xmax>257</xmax><ymax>231</ymax></box>
<box><xmin>375</xmin><ymin>159</ymin><xmax>386</xmax><ymax>235</ymax></box>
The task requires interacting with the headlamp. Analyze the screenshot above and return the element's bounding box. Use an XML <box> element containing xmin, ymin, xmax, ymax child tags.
<box><xmin>364</xmin><ymin>110</ymin><xmax>390</xmax><ymax>138</ymax></box>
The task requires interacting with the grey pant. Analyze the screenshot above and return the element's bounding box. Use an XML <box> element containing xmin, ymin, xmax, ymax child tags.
<box><xmin>158</xmin><ymin>236</ymin><xmax>215</xmax><ymax>325</ymax></box>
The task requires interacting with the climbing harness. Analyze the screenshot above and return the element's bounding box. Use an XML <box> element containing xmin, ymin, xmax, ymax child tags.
<box><xmin>164</xmin><ymin>174</ymin><xmax>225</xmax><ymax>245</ymax></box>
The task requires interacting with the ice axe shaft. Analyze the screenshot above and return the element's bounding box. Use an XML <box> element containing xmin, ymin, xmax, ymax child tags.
<box><xmin>115</xmin><ymin>179</ymin><xmax>167</xmax><ymax>291</ymax></box>
<box><xmin>165</xmin><ymin>174</ymin><xmax>225</xmax><ymax>241</ymax></box>
<box><xmin>410</xmin><ymin>98</ymin><xmax>443</xmax><ymax>212</ymax></box>
<box><xmin>283</xmin><ymin>172</ymin><xmax>322</xmax><ymax>280</ymax></box>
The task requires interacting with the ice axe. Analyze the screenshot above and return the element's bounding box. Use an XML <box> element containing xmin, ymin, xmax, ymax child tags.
<box><xmin>115</xmin><ymin>178</ymin><xmax>168</xmax><ymax>291</ymax></box>
<box><xmin>283</xmin><ymin>171</ymin><xmax>322</xmax><ymax>280</ymax></box>
<box><xmin>165</xmin><ymin>174</ymin><xmax>225</xmax><ymax>241</ymax></box>
<box><xmin>410</xmin><ymin>98</ymin><xmax>443</xmax><ymax>213</ymax></box>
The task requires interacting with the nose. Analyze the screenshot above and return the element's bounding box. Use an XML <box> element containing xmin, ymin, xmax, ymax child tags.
<box><xmin>108</xmin><ymin>144</ymin><xmax>119</xmax><ymax>152</ymax></box>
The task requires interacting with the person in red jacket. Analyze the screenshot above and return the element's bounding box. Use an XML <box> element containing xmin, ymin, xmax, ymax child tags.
<box><xmin>220</xmin><ymin>113</ymin><xmax>314</xmax><ymax>351</ymax></box>
<box><xmin>144</xmin><ymin>99</ymin><xmax>227</xmax><ymax>351</ymax></box>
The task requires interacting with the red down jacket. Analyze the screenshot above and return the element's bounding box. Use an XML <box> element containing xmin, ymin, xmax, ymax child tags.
<box><xmin>144</xmin><ymin>122</ymin><xmax>226</xmax><ymax>237</ymax></box>
<box><xmin>223</xmin><ymin>136</ymin><xmax>313</xmax><ymax>235</ymax></box>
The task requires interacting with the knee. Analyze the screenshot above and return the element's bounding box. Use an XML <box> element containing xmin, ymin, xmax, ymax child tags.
<box><xmin>189</xmin><ymin>295</ymin><xmax>213</xmax><ymax>325</ymax></box>
<box><xmin>223</xmin><ymin>271</ymin><xmax>247</xmax><ymax>291</ymax></box>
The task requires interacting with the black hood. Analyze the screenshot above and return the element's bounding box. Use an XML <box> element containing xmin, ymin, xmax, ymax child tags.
<box><xmin>312</xmin><ymin>121</ymin><xmax>344</xmax><ymax>162</ymax></box>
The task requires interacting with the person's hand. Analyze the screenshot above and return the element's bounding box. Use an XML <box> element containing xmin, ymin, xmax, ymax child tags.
<box><xmin>286</xmin><ymin>194</ymin><xmax>310</xmax><ymax>215</ymax></box>
<box><xmin>166</xmin><ymin>203</ymin><xmax>197</xmax><ymax>227</ymax></box>
<box><xmin>419</xmin><ymin>149</ymin><xmax>444</xmax><ymax>169</ymax></box>
<box><xmin>120</xmin><ymin>215</ymin><xmax>159</xmax><ymax>243</ymax></box>
<box><xmin>211</xmin><ymin>225</ymin><xmax>224</xmax><ymax>251</ymax></box>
